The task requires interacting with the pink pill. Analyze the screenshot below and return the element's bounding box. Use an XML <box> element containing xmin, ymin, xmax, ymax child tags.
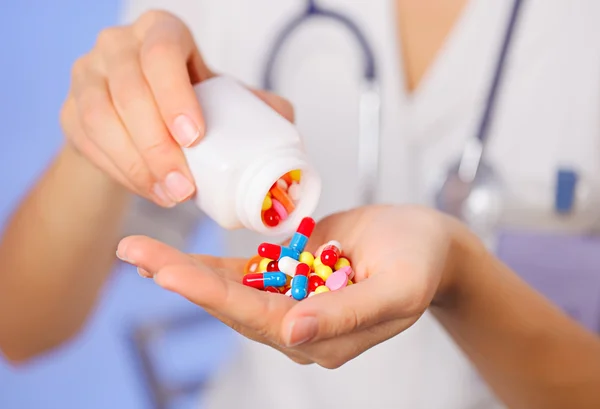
<box><xmin>271</xmin><ymin>199</ymin><xmax>289</xmax><ymax>221</ymax></box>
<box><xmin>326</xmin><ymin>270</ymin><xmax>348</xmax><ymax>291</ymax></box>
<box><xmin>336</xmin><ymin>265</ymin><xmax>355</xmax><ymax>280</ymax></box>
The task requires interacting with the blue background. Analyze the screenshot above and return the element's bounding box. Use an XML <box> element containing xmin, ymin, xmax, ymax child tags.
<box><xmin>0</xmin><ymin>2</ymin><xmax>236</xmax><ymax>408</ymax></box>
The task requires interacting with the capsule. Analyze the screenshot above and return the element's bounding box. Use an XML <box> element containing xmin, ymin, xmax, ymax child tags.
<box><xmin>264</xmin><ymin>286</ymin><xmax>281</xmax><ymax>293</ymax></box>
<box><xmin>291</xmin><ymin>263</ymin><xmax>311</xmax><ymax>300</ymax></box>
<box><xmin>320</xmin><ymin>241</ymin><xmax>342</xmax><ymax>268</ymax></box>
<box><xmin>266</xmin><ymin>260</ymin><xmax>279</xmax><ymax>272</ymax></box>
<box><xmin>278</xmin><ymin>256</ymin><xmax>300</xmax><ymax>277</ymax></box>
<box><xmin>308</xmin><ymin>274</ymin><xmax>325</xmax><ymax>292</ymax></box>
<box><xmin>289</xmin><ymin>217</ymin><xmax>316</xmax><ymax>253</ymax></box>
<box><xmin>314</xmin><ymin>285</ymin><xmax>330</xmax><ymax>294</ymax></box>
<box><xmin>258</xmin><ymin>243</ymin><xmax>300</xmax><ymax>261</ymax></box>
<box><xmin>314</xmin><ymin>264</ymin><xmax>333</xmax><ymax>281</ymax></box>
<box><xmin>334</xmin><ymin>257</ymin><xmax>351</xmax><ymax>271</ymax></box>
<box><xmin>299</xmin><ymin>251</ymin><xmax>315</xmax><ymax>267</ymax></box>
<box><xmin>258</xmin><ymin>258</ymin><xmax>272</xmax><ymax>273</ymax></box>
<box><xmin>243</xmin><ymin>272</ymin><xmax>287</xmax><ymax>290</ymax></box>
<box><xmin>244</xmin><ymin>255</ymin><xmax>263</xmax><ymax>275</ymax></box>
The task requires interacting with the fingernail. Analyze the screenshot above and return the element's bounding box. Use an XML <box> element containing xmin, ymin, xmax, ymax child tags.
<box><xmin>164</xmin><ymin>171</ymin><xmax>195</xmax><ymax>202</ymax></box>
<box><xmin>116</xmin><ymin>250</ymin><xmax>132</xmax><ymax>264</ymax></box>
<box><xmin>286</xmin><ymin>317</ymin><xmax>318</xmax><ymax>347</ymax></box>
<box><xmin>152</xmin><ymin>183</ymin><xmax>176</xmax><ymax>207</ymax></box>
<box><xmin>137</xmin><ymin>267</ymin><xmax>152</xmax><ymax>278</ymax></box>
<box><xmin>172</xmin><ymin>114</ymin><xmax>201</xmax><ymax>147</ymax></box>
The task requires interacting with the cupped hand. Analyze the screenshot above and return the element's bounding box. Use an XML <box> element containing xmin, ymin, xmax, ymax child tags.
<box><xmin>116</xmin><ymin>205</ymin><xmax>471</xmax><ymax>368</ymax></box>
<box><xmin>61</xmin><ymin>10</ymin><xmax>294</xmax><ymax>207</ymax></box>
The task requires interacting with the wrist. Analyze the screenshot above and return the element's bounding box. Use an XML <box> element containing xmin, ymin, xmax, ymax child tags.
<box><xmin>431</xmin><ymin>217</ymin><xmax>488</xmax><ymax>309</ymax></box>
<box><xmin>60</xmin><ymin>143</ymin><xmax>126</xmax><ymax>195</ymax></box>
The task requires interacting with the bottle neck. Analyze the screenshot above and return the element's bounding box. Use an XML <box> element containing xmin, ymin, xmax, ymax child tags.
<box><xmin>235</xmin><ymin>148</ymin><xmax>321</xmax><ymax>236</ymax></box>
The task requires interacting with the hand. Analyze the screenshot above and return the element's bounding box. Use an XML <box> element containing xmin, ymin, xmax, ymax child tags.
<box><xmin>116</xmin><ymin>205</ymin><xmax>481</xmax><ymax>368</ymax></box>
<box><xmin>60</xmin><ymin>10</ymin><xmax>294</xmax><ymax>207</ymax></box>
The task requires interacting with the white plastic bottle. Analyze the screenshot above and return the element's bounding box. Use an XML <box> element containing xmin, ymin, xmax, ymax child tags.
<box><xmin>182</xmin><ymin>76</ymin><xmax>321</xmax><ymax>237</ymax></box>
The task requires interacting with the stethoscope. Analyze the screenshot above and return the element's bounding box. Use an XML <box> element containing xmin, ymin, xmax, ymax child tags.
<box><xmin>262</xmin><ymin>0</ymin><xmax>525</xmax><ymax>231</ymax></box>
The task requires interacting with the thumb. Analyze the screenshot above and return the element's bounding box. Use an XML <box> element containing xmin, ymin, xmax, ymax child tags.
<box><xmin>280</xmin><ymin>273</ymin><xmax>402</xmax><ymax>347</ymax></box>
<box><xmin>251</xmin><ymin>89</ymin><xmax>295</xmax><ymax>123</ymax></box>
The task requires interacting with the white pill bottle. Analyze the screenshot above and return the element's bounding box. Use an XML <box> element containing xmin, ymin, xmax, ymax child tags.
<box><xmin>183</xmin><ymin>76</ymin><xmax>321</xmax><ymax>237</ymax></box>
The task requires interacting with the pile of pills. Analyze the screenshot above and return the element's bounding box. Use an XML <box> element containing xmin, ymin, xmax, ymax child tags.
<box><xmin>243</xmin><ymin>217</ymin><xmax>354</xmax><ymax>300</ymax></box>
<box><xmin>261</xmin><ymin>169</ymin><xmax>302</xmax><ymax>228</ymax></box>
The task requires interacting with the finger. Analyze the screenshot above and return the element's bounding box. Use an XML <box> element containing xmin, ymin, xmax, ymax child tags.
<box><xmin>101</xmin><ymin>28</ymin><xmax>196</xmax><ymax>203</ymax></box>
<box><xmin>281</xmin><ymin>273</ymin><xmax>407</xmax><ymax>346</ymax></box>
<box><xmin>251</xmin><ymin>89</ymin><xmax>295</xmax><ymax>123</ymax></box>
<box><xmin>70</xmin><ymin>59</ymin><xmax>173</xmax><ymax>206</ymax></box>
<box><xmin>153</xmin><ymin>263</ymin><xmax>295</xmax><ymax>343</ymax></box>
<box><xmin>61</xmin><ymin>94</ymin><xmax>141</xmax><ymax>195</ymax></box>
<box><xmin>117</xmin><ymin>235</ymin><xmax>308</xmax><ymax>362</ymax></box>
<box><xmin>189</xmin><ymin>254</ymin><xmax>247</xmax><ymax>280</ymax></box>
<box><xmin>116</xmin><ymin>235</ymin><xmax>247</xmax><ymax>282</ymax></box>
<box><xmin>135</xmin><ymin>11</ymin><xmax>212</xmax><ymax>147</ymax></box>
<box><xmin>117</xmin><ymin>235</ymin><xmax>196</xmax><ymax>272</ymax></box>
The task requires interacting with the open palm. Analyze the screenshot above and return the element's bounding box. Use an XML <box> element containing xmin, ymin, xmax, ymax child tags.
<box><xmin>117</xmin><ymin>205</ymin><xmax>457</xmax><ymax>368</ymax></box>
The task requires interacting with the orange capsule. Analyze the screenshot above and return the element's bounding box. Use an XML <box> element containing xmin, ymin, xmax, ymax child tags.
<box><xmin>282</xmin><ymin>173</ymin><xmax>293</xmax><ymax>185</ymax></box>
<box><xmin>244</xmin><ymin>254</ymin><xmax>263</xmax><ymax>275</ymax></box>
<box><xmin>270</xmin><ymin>184</ymin><xmax>296</xmax><ymax>214</ymax></box>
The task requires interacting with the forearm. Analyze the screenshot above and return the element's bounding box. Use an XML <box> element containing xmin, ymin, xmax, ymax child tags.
<box><xmin>431</xmin><ymin>227</ymin><xmax>600</xmax><ymax>409</ymax></box>
<box><xmin>0</xmin><ymin>145</ymin><xmax>131</xmax><ymax>362</ymax></box>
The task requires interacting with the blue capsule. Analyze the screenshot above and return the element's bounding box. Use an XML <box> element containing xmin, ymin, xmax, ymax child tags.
<box><xmin>289</xmin><ymin>233</ymin><xmax>308</xmax><ymax>254</ymax></box>
<box><xmin>243</xmin><ymin>272</ymin><xmax>287</xmax><ymax>290</ymax></box>
<box><xmin>291</xmin><ymin>275</ymin><xmax>309</xmax><ymax>300</ymax></box>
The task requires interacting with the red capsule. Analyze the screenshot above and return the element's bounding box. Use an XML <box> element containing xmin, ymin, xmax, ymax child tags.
<box><xmin>263</xmin><ymin>208</ymin><xmax>281</xmax><ymax>227</ymax></box>
<box><xmin>321</xmin><ymin>247</ymin><xmax>340</xmax><ymax>268</ymax></box>
<box><xmin>295</xmin><ymin>262</ymin><xmax>311</xmax><ymax>277</ymax></box>
<box><xmin>266</xmin><ymin>260</ymin><xmax>279</xmax><ymax>272</ymax></box>
<box><xmin>243</xmin><ymin>272</ymin><xmax>287</xmax><ymax>290</ymax></box>
<box><xmin>258</xmin><ymin>243</ymin><xmax>281</xmax><ymax>260</ymax></box>
<box><xmin>296</xmin><ymin>217</ymin><xmax>316</xmax><ymax>238</ymax></box>
<box><xmin>264</xmin><ymin>286</ymin><xmax>281</xmax><ymax>293</ymax></box>
<box><xmin>308</xmin><ymin>274</ymin><xmax>325</xmax><ymax>292</ymax></box>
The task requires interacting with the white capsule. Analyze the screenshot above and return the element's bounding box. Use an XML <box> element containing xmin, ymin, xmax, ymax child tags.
<box><xmin>285</xmin><ymin>288</ymin><xmax>292</xmax><ymax>297</ymax></box>
<box><xmin>308</xmin><ymin>291</ymin><xmax>316</xmax><ymax>298</ymax></box>
<box><xmin>327</xmin><ymin>240</ymin><xmax>343</xmax><ymax>253</ymax></box>
<box><xmin>276</xmin><ymin>178</ymin><xmax>288</xmax><ymax>190</ymax></box>
<box><xmin>278</xmin><ymin>256</ymin><xmax>300</xmax><ymax>277</ymax></box>
<box><xmin>288</xmin><ymin>182</ymin><xmax>301</xmax><ymax>201</ymax></box>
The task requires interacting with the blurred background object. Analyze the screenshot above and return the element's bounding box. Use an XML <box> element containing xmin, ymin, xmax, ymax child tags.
<box><xmin>0</xmin><ymin>1</ymin><xmax>237</xmax><ymax>408</ymax></box>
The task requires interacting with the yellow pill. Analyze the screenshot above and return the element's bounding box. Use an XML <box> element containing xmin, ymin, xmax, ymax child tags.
<box><xmin>258</xmin><ymin>258</ymin><xmax>272</xmax><ymax>273</ymax></box>
<box><xmin>289</xmin><ymin>169</ymin><xmax>302</xmax><ymax>182</ymax></box>
<box><xmin>262</xmin><ymin>195</ymin><xmax>272</xmax><ymax>211</ymax></box>
<box><xmin>314</xmin><ymin>285</ymin><xmax>330</xmax><ymax>294</ymax></box>
<box><xmin>313</xmin><ymin>257</ymin><xmax>323</xmax><ymax>268</ymax></box>
<box><xmin>334</xmin><ymin>257</ymin><xmax>350</xmax><ymax>271</ymax></box>
<box><xmin>299</xmin><ymin>251</ymin><xmax>315</xmax><ymax>267</ymax></box>
<box><xmin>347</xmin><ymin>279</ymin><xmax>353</xmax><ymax>286</ymax></box>
<box><xmin>314</xmin><ymin>264</ymin><xmax>333</xmax><ymax>281</ymax></box>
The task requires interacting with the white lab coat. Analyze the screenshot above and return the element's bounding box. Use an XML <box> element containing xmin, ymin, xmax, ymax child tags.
<box><xmin>120</xmin><ymin>1</ymin><xmax>600</xmax><ymax>408</ymax></box>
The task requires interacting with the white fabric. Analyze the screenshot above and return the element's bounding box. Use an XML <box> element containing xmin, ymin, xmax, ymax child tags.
<box><xmin>118</xmin><ymin>1</ymin><xmax>600</xmax><ymax>408</ymax></box>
